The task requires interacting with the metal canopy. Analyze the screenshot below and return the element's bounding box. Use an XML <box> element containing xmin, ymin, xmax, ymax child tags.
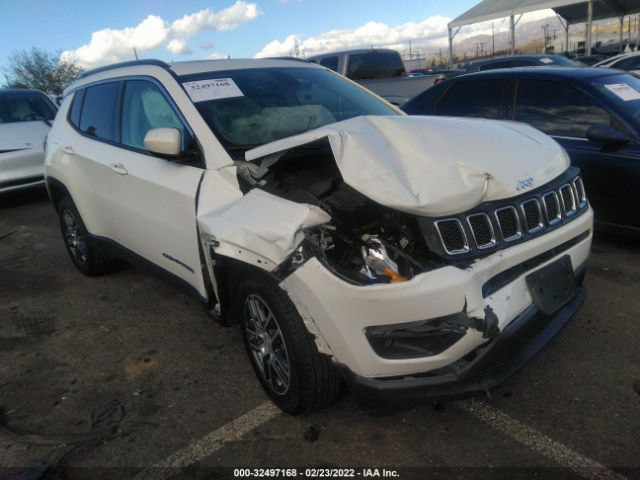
<box><xmin>554</xmin><ymin>0</ymin><xmax>640</xmax><ymax>24</ymax></box>
<box><xmin>449</xmin><ymin>0</ymin><xmax>579</xmax><ymax>28</ymax></box>
<box><xmin>447</xmin><ymin>0</ymin><xmax>640</xmax><ymax>67</ymax></box>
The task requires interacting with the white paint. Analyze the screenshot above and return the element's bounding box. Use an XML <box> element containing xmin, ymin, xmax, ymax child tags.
<box><xmin>458</xmin><ymin>399</ymin><xmax>628</xmax><ymax>480</ymax></box>
<box><xmin>182</xmin><ymin>78</ymin><xmax>244</xmax><ymax>102</ymax></box>
<box><xmin>198</xmin><ymin>188</ymin><xmax>331</xmax><ymax>268</ymax></box>
<box><xmin>134</xmin><ymin>402</ymin><xmax>281</xmax><ymax>480</ymax></box>
<box><xmin>280</xmin><ymin>210</ymin><xmax>592</xmax><ymax>378</ymax></box>
<box><xmin>246</xmin><ymin>115</ymin><xmax>569</xmax><ymax>217</ymax></box>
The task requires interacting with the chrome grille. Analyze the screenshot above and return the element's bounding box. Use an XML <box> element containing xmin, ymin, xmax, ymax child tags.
<box><xmin>433</xmin><ymin>173</ymin><xmax>588</xmax><ymax>257</ymax></box>
<box><xmin>559</xmin><ymin>184</ymin><xmax>576</xmax><ymax>216</ymax></box>
<box><xmin>435</xmin><ymin>219</ymin><xmax>468</xmax><ymax>254</ymax></box>
<box><xmin>521</xmin><ymin>199</ymin><xmax>543</xmax><ymax>233</ymax></box>
<box><xmin>467</xmin><ymin>213</ymin><xmax>495</xmax><ymax>249</ymax></box>
<box><xmin>542</xmin><ymin>192</ymin><xmax>561</xmax><ymax>225</ymax></box>
<box><xmin>573</xmin><ymin>177</ymin><xmax>587</xmax><ymax>207</ymax></box>
<box><xmin>495</xmin><ymin>206</ymin><xmax>521</xmax><ymax>241</ymax></box>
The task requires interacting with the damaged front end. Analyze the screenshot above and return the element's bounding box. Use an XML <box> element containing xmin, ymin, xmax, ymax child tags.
<box><xmin>198</xmin><ymin>115</ymin><xmax>592</xmax><ymax>402</ymax></box>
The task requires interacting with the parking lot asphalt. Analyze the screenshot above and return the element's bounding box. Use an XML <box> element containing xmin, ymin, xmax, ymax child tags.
<box><xmin>1</xmin><ymin>188</ymin><xmax>639</xmax><ymax>480</ymax></box>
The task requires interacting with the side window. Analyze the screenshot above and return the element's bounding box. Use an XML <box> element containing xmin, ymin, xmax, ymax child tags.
<box><xmin>515</xmin><ymin>80</ymin><xmax>611</xmax><ymax>138</ymax></box>
<box><xmin>121</xmin><ymin>80</ymin><xmax>192</xmax><ymax>151</ymax></box>
<box><xmin>614</xmin><ymin>56</ymin><xmax>640</xmax><ymax>71</ymax></box>
<box><xmin>79</xmin><ymin>82</ymin><xmax>120</xmax><ymax>141</ymax></box>
<box><xmin>436</xmin><ymin>79</ymin><xmax>508</xmax><ymax>118</ymax></box>
<box><xmin>319</xmin><ymin>56</ymin><xmax>339</xmax><ymax>72</ymax></box>
<box><xmin>68</xmin><ymin>89</ymin><xmax>84</xmax><ymax>128</ymax></box>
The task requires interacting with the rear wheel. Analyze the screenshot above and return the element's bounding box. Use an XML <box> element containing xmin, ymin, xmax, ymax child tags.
<box><xmin>239</xmin><ymin>274</ymin><xmax>342</xmax><ymax>414</ymax></box>
<box><xmin>58</xmin><ymin>197</ymin><xmax>110</xmax><ymax>276</ymax></box>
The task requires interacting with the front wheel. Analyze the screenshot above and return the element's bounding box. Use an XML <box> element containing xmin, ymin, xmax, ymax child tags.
<box><xmin>239</xmin><ymin>274</ymin><xmax>342</xmax><ymax>414</ymax></box>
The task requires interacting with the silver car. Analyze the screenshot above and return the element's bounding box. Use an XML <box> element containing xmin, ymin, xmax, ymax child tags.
<box><xmin>0</xmin><ymin>88</ymin><xmax>57</xmax><ymax>194</ymax></box>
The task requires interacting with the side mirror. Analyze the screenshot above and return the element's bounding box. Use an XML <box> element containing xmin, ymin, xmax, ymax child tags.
<box><xmin>144</xmin><ymin>128</ymin><xmax>182</xmax><ymax>157</ymax></box>
<box><xmin>586</xmin><ymin>124</ymin><xmax>633</xmax><ymax>146</ymax></box>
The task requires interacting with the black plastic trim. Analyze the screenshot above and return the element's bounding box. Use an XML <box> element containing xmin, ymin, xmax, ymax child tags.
<box><xmin>482</xmin><ymin>230</ymin><xmax>590</xmax><ymax>298</ymax></box>
<box><xmin>0</xmin><ymin>175</ymin><xmax>44</xmax><ymax>190</ymax></box>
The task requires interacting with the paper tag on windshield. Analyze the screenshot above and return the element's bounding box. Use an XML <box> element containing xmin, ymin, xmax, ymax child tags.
<box><xmin>539</xmin><ymin>57</ymin><xmax>553</xmax><ymax>64</ymax></box>
<box><xmin>182</xmin><ymin>78</ymin><xmax>244</xmax><ymax>102</ymax></box>
<box><xmin>604</xmin><ymin>83</ymin><xmax>640</xmax><ymax>101</ymax></box>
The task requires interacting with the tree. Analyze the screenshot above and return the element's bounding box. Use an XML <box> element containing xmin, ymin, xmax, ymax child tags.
<box><xmin>3</xmin><ymin>48</ymin><xmax>84</xmax><ymax>95</ymax></box>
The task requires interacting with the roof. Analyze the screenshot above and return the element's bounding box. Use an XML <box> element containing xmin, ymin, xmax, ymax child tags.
<box><xmin>455</xmin><ymin>66</ymin><xmax>626</xmax><ymax>80</ymax></box>
<box><xmin>168</xmin><ymin>58</ymin><xmax>321</xmax><ymax>76</ymax></box>
<box><xmin>449</xmin><ymin>0</ymin><xmax>640</xmax><ymax>28</ymax></box>
<box><xmin>306</xmin><ymin>48</ymin><xmax>399</xmax><ymax>60</ymax></box>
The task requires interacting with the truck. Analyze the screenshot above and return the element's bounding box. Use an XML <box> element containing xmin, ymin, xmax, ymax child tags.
<box><xmin>307</xmin><ymin>48</ymin><xmax>444</xmax><ymax>105</ymax></box>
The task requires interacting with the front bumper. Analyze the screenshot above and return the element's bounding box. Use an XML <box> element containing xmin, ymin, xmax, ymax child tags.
<box><xmin>280</xmin><ymin>207</ymin><xmax>593</xmax><ymax>379</ymax></box>
<box><xmin>339</xmin><ymin>280</ymin><xmax>586</xmax><ymax>411</ymax></box>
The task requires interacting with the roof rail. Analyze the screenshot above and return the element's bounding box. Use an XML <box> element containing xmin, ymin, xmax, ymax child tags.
<box><xmin>79</xmin><ymin>59</ymin><xmax>172</xmax><ymax>79</ymax></box>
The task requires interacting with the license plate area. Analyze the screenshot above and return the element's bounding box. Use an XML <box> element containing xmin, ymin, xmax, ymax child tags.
<box><xmin>525</xmin><ymin>255</ymin><xmax>577</xmax><ymax>315</ymax></box>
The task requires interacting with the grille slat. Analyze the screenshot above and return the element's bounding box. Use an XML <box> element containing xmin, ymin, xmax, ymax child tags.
<box><xmin>560</xmin><ymin>184</ymin><xmax>576</xmax><ymax>216</ymax></box>
<box><xmin>435</xmin><ymin>219</ymin><xmax>468</xmax><ymax>254</ymax></box>
<box><xmin>467</xmin><ymin>213</ymin><xmax>495</xmax><ymax>249</ymax></box>
<box><xmin>542</xmin><ymin>192</ymin><xmax>561</xmax><ymax>225</ymax></box>
<box><xmin>495</xmin><ymin>206</ymin><xmax>521</xmax><ymax>241</ymax></box>
<box><xmin>521</xmin><ymin>199</ymin><xmax>543</xmax><ymax>233</ymax></box>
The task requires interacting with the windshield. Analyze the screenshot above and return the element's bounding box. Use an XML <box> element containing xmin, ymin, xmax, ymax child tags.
<box><xmin>534</xmin><ymin>56</ymin><xmax>579</xmax><ymax>66</ymax></box>
<box><xmin>346</xmin><ymin>52</ymin><xmax>405</xmax><ymax>79</ymax></box>
<box><xmin>0</xmin><ymin>91</ymin><xmax>57</xmax><ymax>124</ymax></box>
<box><xmin>181</xmin><ymin>67</ymin><xmax>398</xmax><ymax>153</ymax></box>
<box><xmin>590</xmin><ymin>74</ymin><xmax>640</xmax><ymax>126</ymax></box>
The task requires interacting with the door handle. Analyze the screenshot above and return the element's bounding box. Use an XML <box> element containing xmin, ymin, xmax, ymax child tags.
<box><xmin>109</xmin><ymin>163</ymin><xmax>128</xmax><ymax>176</ymax></box>
<box><xmin>62</xmin><ymin>145</ymin><xmax>75</xmax><ymax>155</ymax></box>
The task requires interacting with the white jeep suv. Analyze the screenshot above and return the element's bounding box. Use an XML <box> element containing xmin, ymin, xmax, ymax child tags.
<box><xmin>45</xmin><ymin>59</ymin><xmax>593</xmax><ymax>413</ymax></box>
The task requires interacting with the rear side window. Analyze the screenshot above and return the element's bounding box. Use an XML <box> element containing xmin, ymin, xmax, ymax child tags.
<box><xmin>436</xmin><ymin>79</ymin><xmax>508</xmax><ymax>118</ymax></box>
<box><xmin>320</xmin><ymin>56</ymin><xmax>339</xmax><ymax>72</ymax></box>
<box><xmin>347</xmin><ymin>52</ymin><xmax>404</xmax><ymax>79</ymax></box>
<box><xmin>79</xmin><ymin>82</ymin><xmax>120</xmax><ymax>142</ymax></box>
<box><xmin>515</xmin><ymin>79</ymin><xmax>611</xmax><ymax>138</ymax></box>
<box><xmin>68</xmin><ymin>90</ymin><xmax>84</xmax><ymax>128</ymax></box>
<box><xmin>121</xmin><ymin>80</ymin><xmax>192</xmax><ymax>151</ymax></box>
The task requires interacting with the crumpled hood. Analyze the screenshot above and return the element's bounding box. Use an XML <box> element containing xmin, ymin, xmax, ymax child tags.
<box><xmin>246</xmin><ymin>115</ymin><xmax>569</xmax><ymax>217</ymax></box>
<box><xmin>0</xmin><ymin>121</ymin><xmax>50</xmax><ymax>151</ymax></box>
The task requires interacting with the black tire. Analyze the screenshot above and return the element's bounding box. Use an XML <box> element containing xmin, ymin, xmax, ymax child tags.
<box><xmin>58</xmin><ymin>197</ymin><xmax>111</xmax><ymax>276</ymax></box>
<box><xmin>239</xmin><ymin>273</ymin><xmax>342</xmax><ymax>414</ymax></box>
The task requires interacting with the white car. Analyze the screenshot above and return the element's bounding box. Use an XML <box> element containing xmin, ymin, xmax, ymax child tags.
<box><xmin>594</xmin><ymin>51</ymin><xmax>640</xmax><ymax>75</ymax></box>
<box><xmin>0</xmin><ymin>88</ymin><xmax>57</xmax><ymax>194</ymax></box>
<box><xmin>45</xmin><ymin>59</ymin><xmax>593</xmax><ymax>413</ymax></box>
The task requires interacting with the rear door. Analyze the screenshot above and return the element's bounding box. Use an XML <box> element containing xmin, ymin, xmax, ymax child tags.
<box><xmin>513</xmin><ymin>78</ymin><xmax>640</xmax><ymax>228</ymax></box>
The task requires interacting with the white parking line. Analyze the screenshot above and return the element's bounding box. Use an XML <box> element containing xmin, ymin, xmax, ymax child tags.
<box><xmin>134</xmin><ymin>402</ymin><xmax>281</xmax><ymax>480</ymax></box>
<box><xmin>458</xmin><ymin>399</ymin><xmax>628</xmax><ymax>480</ymax></box>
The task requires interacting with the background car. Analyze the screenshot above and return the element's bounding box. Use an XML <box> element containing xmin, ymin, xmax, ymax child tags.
<box><xmin>0</xmin><ymin>88</ymin><xmax>57</xmax><ymax>194</ymax></box>
<box><xmin>594</xmin><ymin>51</ymin><xmax>640</xmax><ymax>75</ymax></box>
<box><xmin>402</xmin><ymin>67</ymin><xmax>640</xmax><ymax>236</ymax></box>
<box><xmin>465</xmin><ymin>54</ymin><xmax>581</xmax><ymax>72</ymax></box>
<box><xmin>574</xmin><ymin>55</ymin><xmax>608</xmax><ymax>66</ymax></box>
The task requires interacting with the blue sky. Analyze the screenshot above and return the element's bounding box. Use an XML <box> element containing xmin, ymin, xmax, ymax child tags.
<box><xmin>0</xmin><ymin>0</ymin><xmax>483</xmax><ymax>68</ymax></box>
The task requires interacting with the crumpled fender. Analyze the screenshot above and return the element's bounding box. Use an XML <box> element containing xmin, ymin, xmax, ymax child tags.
<box><xmin>197</xmin><ymin>188</ymin><xmax>330</xmax><ymax>270</ymax></box>
<box><xmin>246</xmin><ymin>115</ymin><xmax>569</xmax><ymax>217</ymax></box>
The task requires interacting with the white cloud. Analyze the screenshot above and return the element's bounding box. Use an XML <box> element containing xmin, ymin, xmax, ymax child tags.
<box><xmin>167</xmin><ymin>39</ymin><xmax>191</xmax><ymax>55</ymax></box>
<box><xmin>255</xmin><ymin>9</ymin><xmax>557</xmax><ymax>59</ymax></box>
<box><xmin>208</xmin><ymin>52</ymin><xmax>228</xmax><ymax>60</ymax></box>
<box><xmin>255</xmin><ymin>16</ymin><xmax>451</xmax><ymax>58</ymax></box>
<box><xmin>171</xmin><ymin>1</ymin><xmax>260</xmax><ymax>36</ymax></box>
<box><xmin>200</xmin><ymin>41</ymin><xmax>214</xmax><ymax>50</ymax></box>
<box><xmin>62</xmin><ymin>1</ymin><xmax>260</xmax><ymax>68</ymax></box>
